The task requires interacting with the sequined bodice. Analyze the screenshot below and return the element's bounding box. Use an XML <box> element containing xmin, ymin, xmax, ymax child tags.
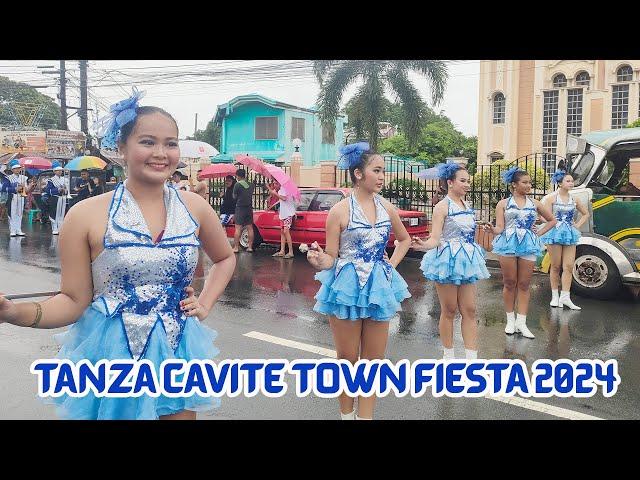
<box><xmin>441</xmin><ymin>197</ymin><xmax>477</xmax><ymax>244</ymax></box>
<box><xmin>551</xmin><ymin>194</ymin><xmax>576</xmax><ymax>225</ymax></box>
<box><xmin>336</xmin><ymin>194</ymin><xmax>392</xmax><ymax>288</ymax></box>
<box><xmin>504</xmin><ymin>196</ymin><xmax>537</xmax><ymax>231</ymax></box>
<box><xmin>91</xmin><ymin>181</ymin><xmax>200</xmax><ymax>359</ymax></box>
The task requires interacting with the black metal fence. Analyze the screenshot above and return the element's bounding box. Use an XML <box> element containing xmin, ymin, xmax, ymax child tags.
<box><xmin>337</xmin><ymin>153</ymin><xmax>563</xmax><ymax>223</ymax></box>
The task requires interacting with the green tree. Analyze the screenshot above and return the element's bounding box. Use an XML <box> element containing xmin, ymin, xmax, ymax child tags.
<box><xmin>314</xmin><ymin>60</ymin><xmax>448</xmax><ymax>150</ymax></box>
<box><xmin>625</xmin><ymin>118</ymin><xmax>640</xmax><ymax>128</ymax></box>
<box><xmin>188</xmin><ymin>119</ymin><xmax>221</xmax><ymax>150</ymax></box>
<box><xmin>379</xmin><ymin>117</ymin><xmax>478</xmax><ymax>168</ymax></box>
<box><xmin>0</xmin><ymin>76</ymin><xmax>60</xmax><ymax>129</ymax></box>
<box><xmin>343</xmin><ymin>96</ymin><xmax>438</xmax><ymax>142</ymax></box>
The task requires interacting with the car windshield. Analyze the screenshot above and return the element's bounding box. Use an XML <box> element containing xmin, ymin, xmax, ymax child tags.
<box><xmin>296</xmin><ymin>191</ymin><xmax>316</xmax><ymax>211</ymax></box>
<box><xmin>309</xmin><ymin>192</ymin><xmax>345</xmax><ymax>211</ymax></box>
<box><xmin>569</xmin><ymin>150</ymin><xmax>595</xmax><ymax>186</ymax></box>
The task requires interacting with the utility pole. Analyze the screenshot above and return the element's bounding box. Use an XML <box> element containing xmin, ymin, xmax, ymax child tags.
<box><xmin>79</xmin><ymin>60</ymin><xmax>88</xmax><ymax>134</ymax></box>
<box><xmin>59</xmin><ymin>60</ymin><xmax>67</xmax><ymax>130</ymax></box>
<box><xmin>194</xmin><ymin>113</ymin><xmax>198</xmax><ymax>138</ymax></box>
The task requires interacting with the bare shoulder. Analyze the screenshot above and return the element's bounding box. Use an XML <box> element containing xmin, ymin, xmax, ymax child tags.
<box><xmin>433</xmin><ymin>197</ymin><xmax>450</xmax><ymax>212</ymax></box>
<box><xmin>328</xmin><ymin>197</ymin><xmax>349</xmax><ymax>220</ymax></box>
<box><xmin>495</xmin><ymin>198</ymin><xmax>507</xmax><ymax>209</ymax></box>
<box><xmin>67</xmin><ymin>191</ymin><xmax>114</xmax><ymax>222</ymax></box>
<box><xmin>177</xmin><ymin>190</ymin><xmax>216</xmax><ymax>221</ymax></box>
<box><xmin>377</xmin><ymin>195</ymin><xmax>399</xmax><ymax>214</ymax></box>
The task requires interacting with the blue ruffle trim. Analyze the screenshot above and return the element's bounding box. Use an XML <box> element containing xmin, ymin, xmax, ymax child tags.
<box><xmin>313</xmin><ymin>262</ymin><xmax>410</xmax><ymax>321</ymax></box>
<box><xmin>420</xmin><ymin>244</ymin><xmax>491</xmax><ymax>285</ymax></box>
<box><xmin>42</xmin><ymin>305</ymin><xmax>220</xmax><ymax>420</ymax></box>
<box><xmin>492</xmin><ymin>230</ymin><xmax>542</xmax><ymax>256</ymax></box>
<box><xmin>540</xmin><ymin>224</ymin><xmax>581</xmax><ymax>245</ymax></box>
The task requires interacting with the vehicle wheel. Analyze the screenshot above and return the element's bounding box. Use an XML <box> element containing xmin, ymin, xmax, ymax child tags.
<box><xmin>572</xmin><ymin>246</ymin><xmax>622</xmax><ymax>300</ymax></box>
<box><xmin>240</xmin><ymin>225</ymin><xmax>262</xmax><ymax>249</ymax></box>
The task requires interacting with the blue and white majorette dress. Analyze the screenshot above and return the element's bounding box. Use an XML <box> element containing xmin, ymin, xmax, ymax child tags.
<box><xmin>313</xmin><ymin>194</ymin><xmax>410</xmax><ymax>321</ymax></box>
<box><xmin>539</xmin><ymin>193</ymin><xmax>581</xmax><ymax>246</ymax></box>
<box><xmin>420</xmin><ymin>197</ymin><xmax>490</xmax><ymax>285</ymax></box>
<box><xmin>492</xmin><ymin>195</ymin><xmax>543</xmax><ymax>258</ymax></box>
<box><xmin>44</xmin><ymin>181</ymin><xmax>219</xmax><ymax>420</ymax></box>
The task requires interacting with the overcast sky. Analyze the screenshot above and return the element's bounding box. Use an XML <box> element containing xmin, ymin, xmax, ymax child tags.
<box><xmin>0</xmin><ymin>60</ymin><xmax>480</xmax><ymax>138</ymax></box>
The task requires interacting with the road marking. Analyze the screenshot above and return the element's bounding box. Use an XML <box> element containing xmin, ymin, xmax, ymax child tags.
<box><xmin>244</xmin><ymin>330</ymin><xmax>603</xmax><ymax>420</ymax></box>
<box><xmin>243</xmin><ymin>331</ymin><xmax>337</xmax><ymax>358</ymax></box>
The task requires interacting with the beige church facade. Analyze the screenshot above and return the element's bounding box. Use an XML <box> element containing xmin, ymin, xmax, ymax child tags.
<box><xmin>477</xmin><ymin>60</ymin><xmax>640</xmax><ymax>171</ymax></box>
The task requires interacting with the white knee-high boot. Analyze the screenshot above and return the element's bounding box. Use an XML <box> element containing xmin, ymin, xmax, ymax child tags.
<box><xmin>559</xmin><ymin>291</ymin><xmax>581</xmax><ymax>310</ymax></box>
<box><xmin>550</xmin><ymin>290</ymin><xmax>560</xmax><ymax>307</ymax></box>
<box><xmin>340</xmin><ymin>409</ymin><xmax>356</xmax><ymax>420</ymax></box>
<box><xmin>505</xmin><ymin>312</ymin><xmax>516</xmax><ymax>334</ymax></box>
<box><xmin>514</xmin><ymin>313</ymin><xmax>535</xmax><ymax>339</ymax></box>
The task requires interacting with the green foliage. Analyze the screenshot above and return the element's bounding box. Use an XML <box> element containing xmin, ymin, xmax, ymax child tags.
<box><xmin>379</xmin><ymin>117</ymin><xmax>477</xmax><ymax>168</ymax></box>
<box><xmin>470</xmin><ymin>158</ymin><xmax>549</xmax><ymax>210</ymax></box>
<box><xmin>383</xmin><ymin>178</ymin><xmax>431</xmax><ymax>202</ymax></box>
<box><xmin>314</xmin><ymin>60</ymin><xmax>448</xmax><ymax>150</ymax></box>
<box><xmin>188</xmin><ymin>119</ymin><xmax>221</xmax><ymax>150</ymax></box>
<box><xmin>0</xmin><ymin>76</ymin><xmax>60</xmax><ymax>129</ymax></box>
<box><xmin>625</xmin><ymin>118</ymin><xmax>640</xmax><ymax>128</ymax></box>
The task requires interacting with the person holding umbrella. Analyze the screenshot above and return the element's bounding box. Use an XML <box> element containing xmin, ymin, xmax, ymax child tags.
<box><xmin>232</xmin><ymin>168</ymin><xmax>255</xmax><ymax>253</ymax></box>
<box><xmin>1</xmin><ymin>159</ymin><xmax>28</xmax><ymax>236</ymax></box>
<box><xmin>73</xmin><ymin>169</ymin><xmax>92</xmax><ymax>203</ymax></box>
<box><xmin>268</xmin><ymin>179</ymin><xmax>296</xmax><ymax>258</ymax></box>
<box><xmin>219</xmin><ymin>174</ymin><xmax>237</xmax><ymax>225</ymax></box>
<box><xmin>43</xmin><ymin>162</ymin><xmax>70</xmax><ymax>235</ymax></box>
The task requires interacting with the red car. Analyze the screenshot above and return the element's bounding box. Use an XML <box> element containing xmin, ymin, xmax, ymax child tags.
<box><xmin>224</xmin><ymin>187</ymin><xmax>429</xmax><ymax>250</ymax></box>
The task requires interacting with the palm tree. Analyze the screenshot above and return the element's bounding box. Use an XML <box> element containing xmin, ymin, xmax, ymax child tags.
<box><xmin>314</xmin><ymin>60</ymin><xmax>448</xmax><ymax>151</ymax></box>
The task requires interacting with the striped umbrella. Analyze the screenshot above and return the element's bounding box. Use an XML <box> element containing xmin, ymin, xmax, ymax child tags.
<box><xmin>65</xmin><ymin>155</ymin><xmax>107</xmax><ymax>171</ymax></box>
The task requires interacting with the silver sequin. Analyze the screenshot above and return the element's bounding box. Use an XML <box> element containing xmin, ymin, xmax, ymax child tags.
<box><xmin>335</xmin><ymin>194</ymin><xmax>392</xmax><ymax>288</ymax></box>
<box><xmin>550</xmin><ymin>194</ymin><xmax>577</xmax><ymax>226</ymax></box>
<box><xmin>503</xmin><ymin>196</ymin><xmax>537</xmax><ymax>242</ymax></box>
<box><xmin>91</xmin><ymin>181</ymin><xmax>200</xmax><ymax>360</ymax></box>
<box><xmin>438</xmin><ymin>197</ymin><xmax>483</xmax><ymax>260</ymax></box>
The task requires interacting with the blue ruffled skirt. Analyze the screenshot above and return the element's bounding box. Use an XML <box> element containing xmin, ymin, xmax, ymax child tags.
<box><xmin>42</xmin><ymin>305</ymin><xmax>220</xmax><ymax>420</ymax></box>
<box><xmin>540</xmin><ymin>224</ymin><xmax>581</xmax><ymax>245</ymax></box>
<box><xmin>492</xmin><ymin>229</ymin><xmax>543</xmax><ymax>257</ymax></box>
<box><xmin>420</xmin><ymin>243</ymin><xmax>491</xmax><ymax>285</ymax></box>
<box><xmin>313</xmin><ymin>262</ymin><xmax>411</xmax><ymax>321</ymax></box>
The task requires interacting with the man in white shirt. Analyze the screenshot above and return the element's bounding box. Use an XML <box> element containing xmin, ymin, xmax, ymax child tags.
<box><xmin>268</xmin><ymin>180</ymin><xmax>297</xmax><ymax>258</ymax></box>
<box><xmin>2</xmin><ymin>160</ymin><xmax>28</xmax><ymax>236</ymax></box>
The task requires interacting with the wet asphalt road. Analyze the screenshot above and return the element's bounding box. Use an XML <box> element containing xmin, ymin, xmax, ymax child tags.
<box><xmin>0</xmin><ymin>221</ymin><xmax>639</xmax><ymax>420</ymax></box>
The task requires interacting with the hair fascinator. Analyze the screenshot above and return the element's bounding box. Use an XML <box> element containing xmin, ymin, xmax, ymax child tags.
<box><xmin>94</xmin><ymin>87</ymin><xmax>145</xmax><ymax>150</ymax></box>
<box><xmin>417</xmin><ymin>159</ymin><xmax>461</xmax><ymax>180</ymax></box>
<box><xmin>501</xmin><ymin>166</ymin><xmax>524</xmax><ymax>185</ymax></box>
<box><xmin>551</xmin><ymin>169</ymin><xmax>567</xmax><ymax>185</ymax></box>
<box><xmin>337</xmin><ymin>142</ymin><xmax>370</xmax><ymax>170</ymax></box>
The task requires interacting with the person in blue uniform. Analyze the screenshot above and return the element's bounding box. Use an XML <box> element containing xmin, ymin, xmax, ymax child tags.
<box><xmin>488</xmin><ymin>167</ymin><xmax>557</xmax><ymax>339</ymax></box>
<box><xmin>0</xmin><ymin>89</ymin><xmax>236</xmax><ymax>420</ymax></box>
<box><xmin>42</xmin><ymin>162</ymin><xmax>69</xmax><ymax>235</ymax></box>
<box><xmin>411</xmin><ymin>162</ymin><xmax>491</xmax><ymax>360</ymax></box>
<box><xmin>540</xmin><ymin>170</ymin><xmax>590</xmax><ymax>310</ymax></box>
<box><xmin>306</xmin><ymin>142</ymin><xmax>411</xmax><ymax>420</ymax></box>
<box><xmin>1</xmin><ymin>159</ymin><xmax>28</xmax><ymax>236</ymax></box>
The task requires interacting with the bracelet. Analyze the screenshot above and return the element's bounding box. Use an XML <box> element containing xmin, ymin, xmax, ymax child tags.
<box><xmin>29</xmin><ymin>302</ymin><xmax>42</xmax><ymax>328</ymax></box>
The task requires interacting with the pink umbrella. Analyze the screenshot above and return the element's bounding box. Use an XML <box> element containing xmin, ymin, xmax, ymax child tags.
<box><xmin>19</xmin><ymin>157</ymin><xmax>52</xmax><ymax>170</ymax></box>
<box><xmin>234</xmin><ymin>154</ymin><xmax>270</xmax><ymax>176</ymax></box>
<box><xmin>264</xmin><ymin>164</ymin><xmax>301</xmax><ymax>201</ymax></box>
<box><xmin>199</xmin><ymin>164</ymin><xmax>238</xmax><ymax>179</ymax></box>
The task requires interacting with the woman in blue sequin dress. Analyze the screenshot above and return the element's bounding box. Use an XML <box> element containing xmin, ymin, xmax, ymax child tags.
<box><xmin>411</xmin><ymin>163</ymin><xmax>490</xmax><ymax>360</ymax></box>
<box><xmin>0</xmin><ymin>92</ymin><xmax>236</xmax><ymax>419</ymax></box>
<box><xmin>307</xmin><ymin>143</ymin><xmax>411</xmax><ymax>420</ymax></box>
<box><xmin>489</xmin><ymin>167</ymin><xmax>556</xmax><ymax>339</ymax></box>
<box><xmin>541</xmin><ymin>170</ymin><xmax>589</xmax><ymax>310</ymax></box>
